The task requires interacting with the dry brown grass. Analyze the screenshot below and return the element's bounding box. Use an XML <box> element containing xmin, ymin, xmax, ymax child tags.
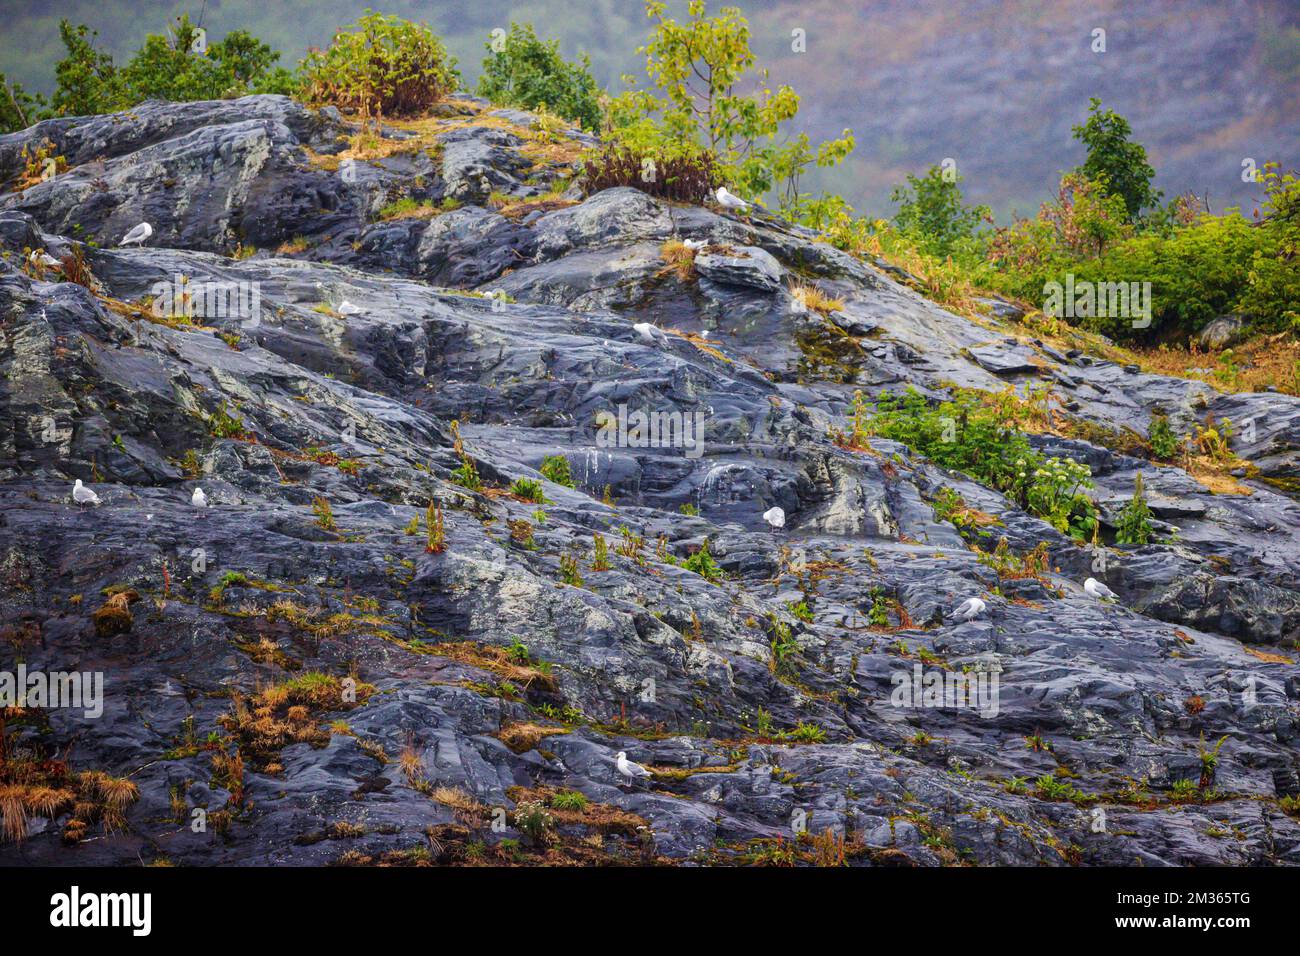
<box><xmin>495</xmin><ymin>721</ymin><xmax>570</xmax><ymax>754</ymax></box>
<box><xmin>434</xmin><ymin>641</ymin><xmax>557</xmax><ymax>691</ymax></box>
<box><xmin>791</xmin><ymin>282</ymin><xmax>845</xmax><ymax>315</ymax></box>
<box><xmin>1131</xmin><ymin>333</ymin><xmax>1300</xmax><ymax>397</ymax></box>
<box><xmin>659</xmin><ymin>240</ymin><xmax>697</xmax><ymax>281</ymax></box>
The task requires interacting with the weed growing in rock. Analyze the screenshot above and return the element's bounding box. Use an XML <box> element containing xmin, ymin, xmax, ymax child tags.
<box><xmin>559</xmin><ymin>550</ymin><xmax>583</xmax><ymax>587</ymax></box>
<box><xmin>681</xmin><ymin>540</ymin><xmax>722</xmax><ymax>582</ymax></box>
<box><xmin>425</xmin><ymin>502</ymin><xmax>445</xmax><ymax>553</ymax></box>
<box><xmin>1147</xmin><ymin>412</ymin><xmax>1181</xmax><ymax>460</ymax></box>
<box><xmin>1115</xmin><ymin>472</ymin><xmax>1154</xmax><ymax>545</ymax></box>
<box><xmin>591</xmin><ymin>532</ymin><xmax>611</xmax><ymax>571</ymax></box>
<box><xmin>539</xmin><ymin>454</ymin><xmax>575</xmax><ymax>488</ymax></box>
<box><xmin>509</xmin><ymin>477</ymin><xmax>547</xmax><ymax>503</ymax></box>
<box><xmin>312</xmin><ymin>496</ymin><xmax>335</xmax><ymax>531</ymax></box>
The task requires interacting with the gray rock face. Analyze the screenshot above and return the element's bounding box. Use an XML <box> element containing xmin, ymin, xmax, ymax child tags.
<box><xmin>1</xmin><ymin>95</ymin><xmax>1299</xmax><ymax>868</ymax></box>
<box><xmin>1198</xmin><ymin>314</ymin><xmax>1247</xmax><ymax>350</ymax></box>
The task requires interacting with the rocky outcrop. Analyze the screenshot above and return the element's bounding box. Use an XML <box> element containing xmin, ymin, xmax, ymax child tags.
<box><xmin>1</xmin><ymin>95</ymin><xmax>1298</xmax><ymax>867</ymax></box>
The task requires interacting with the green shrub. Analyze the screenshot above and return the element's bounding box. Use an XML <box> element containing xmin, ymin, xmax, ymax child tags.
<box><xmin>477</xmin><ymin>22</ymin><xmax>602</xmax><ymax>131</ymax></box>
<box><xmin>508</xmin><ymin>477</ymin><xmax>548</xmax><ymax>503</ymax></box>
<box><xmin>1114</xmin><ymin>472</ymin><xmax>1154</xmax><ymax>546</ymax></box>
<box><xmin>891</xmin><ymin>164</ymin><xmax>991</xmax><ymax>257</ymax></box>
<box><xmin>1147</xmin><ymin>414</ymin><xmax>1181</xmax><ymax>461</ymax></box>
<box><xmin>868</xmin><ymin>388</ymin><xmax>1098</xmax><ymax>540</ymax></box>
<box><xmin>681</xmin><ymin>540</ymin><xmax>723</xmax><ymax>582</ymax></box>
<box><xmin>539</xmin><ymin>455</ymin><xmax>575</xmax><ymax>488</ymax></box>
<box><xmin>579</xmin><ymin>141</ymin><xmax>718</xmax><ymax>202</ymax></box>
<box><xmin>300</xmin><ymin>12</ymin><xmax>458</xmax><ymax>123</ymax></box>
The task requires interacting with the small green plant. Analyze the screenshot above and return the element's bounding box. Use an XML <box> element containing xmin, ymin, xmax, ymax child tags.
<box><xmin>785</xmin><ymin>721</ymin><xmax>827</xmax><ymax>744</ymax></box>
<box><xmin>867</xmin><ymin>588</ymin><xmax>890</xmax><ymax>629</ymax></box>
<box><xmin>208</xmin><ymin>401</ymin><xmax>245</xmax><ymax>439</ymax></box>
<box><xmin>681</xmin><ymin>541</ymin><xmax>722</xmax><ymax>582</ymax></box>
<box><xmin>312</xmin><ymin>496</ymin><xmax>335</xmax><ymax>531</ymax></box>
<box><xmin>404</xmin><ymin>515</ymin><xmax>419</xmax><ymax>535</ymax></box>
<box><xmin>786</xmin><ymin>600</ymin><xmax>813</xmax><ymax>623</ymax></box>
<box><xmin>539</xmin><ymin>454</ymin><xmax>575</xmax><ymax>488</ymax></box>
<box><xmin>425</xmin><ymin>502</ymin><xmax>445</xmax><ymax>553</ymax></box>
<box><xmin>509</xmin><ymin>477</ymin><xmax>547</xmax><ymax>503</ymax></box>
<box><xmin>1197</xmin><ymin>734</ymin><xmax>1229</xmax><ymax>790</ymax></box>
<box><xmin>591</xmin><ymin>533</ymin><xmax>611</xmax><ymax>571</ymax></box>
<box><xmin>767</xmin><ymin>614</ymin><xmax>798</xmax><ymax>673</ymax></box>
<box><xmin>559</xmin><ymin>551</ymin><xmax>583</xmax><ymax>587</ymax></box>
<box><xmin>679</xmin><ymin>503</ymin><xmax>699</xmax><ymax>516</ymax></box>
<box><xmin>753</xmin><ymin>707</ymin><xmax>774</xmax><ymax>738</ymax></box>
<box><xmin>1147</xmin><ymin>413</ymin><xmax>1180</xmax><ymax>460</ymax></box>
<box><xmin>1114</xmin><ymin>472</ymin><xmax>1154</xmax><ymax>545</ymax></box>
<box><xmin>511</xmin><ymin>800</ymin><xmax>555</xmax><ymax>845</ymax></box>
<box><xmin>549</xmin><ymin>789</ymin><xmax>588</xmax><ymax>811</ymax></box>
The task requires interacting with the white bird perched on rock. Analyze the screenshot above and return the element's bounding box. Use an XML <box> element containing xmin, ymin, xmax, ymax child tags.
<box><xmin>191</xmin><ymin>486</ymin><xmax>208</xmax><ymax>508</ymax></box>
<box><xmin>951</xmin><ymin>596</ymin><xmax>986</xmax><ymax>622</ymax></box>
<box><xmin>28</xmin><ymin>250</ymin><xmax>61</xmax><ymax>268</ymax></box>
<box><xmin>616</xmin><ymin>751</ymin><xmax>651</xmax><ymax>786</ymax></box>
<box><xmin>632</xmin><ymin>322</ymin><xmax>665</xmax><ymax>344</ymax></box>
<box><xmin>763</xmin><ymin>506</ymin><xmax>785</xmax><ymax>528</ymax></box>
<box><xmin>683</xmin><ymin>238</ymin><xmax>708</xmax><ymax>251</ymax></box>
<box><xmin>337</xmin><ymin>300</ymin><xmax>365</xmax><ymax>316</ymax></box>
<box><xmin>715</xmin><ymin>186</ymin><xmax>751</xmax><ymax>211</ymax></box>
<box><xmin>119</xmin><ymin>222</ymin><xmax>152</xmax><ymax>247</ymax></box>
<box><xmin>72</xmin><ymin>479</ymin><xmax>100</xmax><ymax>506</ymax></box>
<box><xmin>1084</xmin><ymin>577</ymin><xmax>1117</xmax><ymax>601</ymax></box>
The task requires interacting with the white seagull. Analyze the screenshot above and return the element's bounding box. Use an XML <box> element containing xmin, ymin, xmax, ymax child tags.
<box><xmin>715</xmin><ymin>186</ymin><xmax>751</xmax><ymax>211</ymax></box>
<box><xmin>952</xmin><ymin>596</ymin><xmax>987</xmax><ymax>622</ymax></box>
<box><xmin>616</xmin><ymin>751</ymin><xmax>651</xmax><ymax>786</ymax></box>
<box><xmin>337</xmin><ymin>300</ymin><xmax>365</xmax><ymax>316</ymax></box>
<box><xmin>632</xmin><ymin>322</ymin><xmax>664</xmax><ymax>344</ymax></box>
<box><xmin>28</xmin><ymin>250</ymin><xmax>62</xmax><ymax>268</ymax></box>
<box><xmin>119</xmin><ymin>222</ymin><xmax>153</xmax><ymax>247</ymax></box>
<box><xmin>72</xmin><ymin>479</ymin><xmax>100</xmax><ymax>506</ymax></box>
<box><xmin>1084</xmin><ymin>577</ymin><xmax>1117</xmax><ymax>601</ymax></box>
<box><xmin>763</xmin><ymin>506</ymin><xmax>786</xmax><ymax>528</ymax></box>
<box><xmin>683</xmin><ymin>238</ymin><xmax>708</xmax><ymax>251</ymax></box>
<box><xmin>191</xmin><ymin>486</ymin><xmax>208</xmax><ymax>508</ymax></box>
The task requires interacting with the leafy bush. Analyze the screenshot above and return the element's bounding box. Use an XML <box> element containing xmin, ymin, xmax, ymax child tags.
<box><xmin>300</xmin><ymin>12</ymin><xmax>458</xmax><ymax>123</ymax></box>
<box><xmin>579</xmin><ymin>141</ymin><xmax>718</xmax><ymax>202</ymax></box>
<box><xmin>508</xmin><ymin>477</ymin><xmax>548</xmax><ymax>503</ymax></box>
<box><xmin>891</xmin><ymin>164</ymin><xmax>991</xmax><ymax>257</ymax></box>
<box><xmin>477</xmin><ymin>22</ymin><xmax>602</xmax><ymax>131</ymax></box>
<box><xmin>868</xmin><ymin>388</ymin><xmax>1097</xmax><ymax>539</ymax></box>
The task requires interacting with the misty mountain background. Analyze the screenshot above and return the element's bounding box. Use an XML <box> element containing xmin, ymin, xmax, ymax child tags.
<box><xmin>2</xmin><ymin>0</ymin><xmax>1296</xmax><ymax>221</ymax></box>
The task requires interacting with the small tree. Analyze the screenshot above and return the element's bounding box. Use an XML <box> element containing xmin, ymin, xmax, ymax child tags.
<box><xmin>1072</xmin><ymin>98</ymin><xmax>1162</xmax><ymax>224</ymax></box>
<box><xmin>477</xmin><ymin>23</ymin><xmax>602</xmax><ymax>131</ymax></box>
<box><xmin>0</xmin><ymin>75</ymin><xmax>47</xmax><ymax>133</ymax></box>
<box><xmin>890</xmin><ymin>164</ymin><xmax>991</xmax><ymax>256</ymax></box>
<box><xmin>52</xmin><ymin>21</ymin><xmax>123</xmax><ymax>117</ymax></box>
<box><xmin>607</xmin><ymin>0</ymin><xmax>853</xmax><ymax>207</ymax></box>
